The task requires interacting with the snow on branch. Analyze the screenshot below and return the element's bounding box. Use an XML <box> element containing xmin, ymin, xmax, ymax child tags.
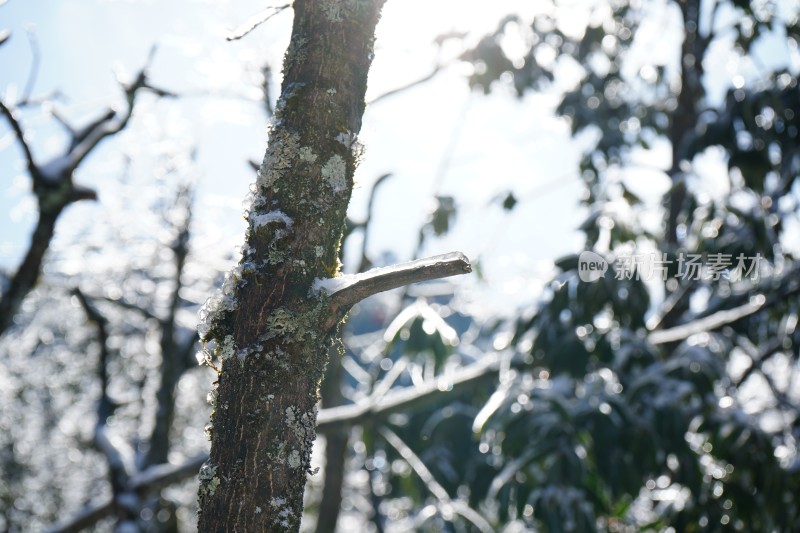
<box><xmin>47</xmin><ymin>351</ymin><xmax>508</xmax><ymax>532</ymax></box>
<box><xmin>648</xmin><ymin>294</ymin><xmax>766</xmax><ymax>345</ymax></box>
<box><xmin>0</xmin><ymin>53</ymin><xmax>174</xmax><ymax>338</ymax></box>
<box><xmin>317</xmin><ymin>252</ymin><xmax>471</xmax><ymax>330</ymax></box>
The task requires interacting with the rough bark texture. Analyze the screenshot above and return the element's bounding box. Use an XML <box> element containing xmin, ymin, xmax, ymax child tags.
<box><xmin>196</xmin><ymin>1</ymin><xmax>386</xmax><ymax>530</ymax></box>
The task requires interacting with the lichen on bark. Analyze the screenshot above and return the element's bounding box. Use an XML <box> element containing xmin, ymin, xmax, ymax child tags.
<box><xmin>196</xmin><ymin>1</ymin><xmax>387</xmax><ymax>530</ymax></box>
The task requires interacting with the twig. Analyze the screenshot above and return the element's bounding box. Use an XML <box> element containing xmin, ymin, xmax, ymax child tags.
<box><xmin>379</xmin><ymin>427</ymin><xmax>449</xmax><ymax>500</ymax></box>
<box><xmin>320</xmin><ymin>252</ymin><xmax>471</xmax><ymax>331</ymax></box>
<box><xmin>316</xmin><ymin>350</ymin><xmax>503</xmax><ymax>432</ymax></box>
<box><xmin>356</xmin><ymin>173</ymin><xmax>393</xmax><ymax>272</ymax></box>
<box><xmin>368</xmin><ymin>64</ymin><xmax>444</xmax><ymax>105</ymax></box>
<box><xmin>21</xmin><ymin>27</ymin><xmax>41</xmax><ymax>104</ymax></box>
<box><xmin>72</xmin><ymin>289</ymin><xmax>111</xmax><ymax>398</ymax></box>
<box><xmin>0</xmin><ymin>100</ymin><xmax>37</xmax><ymax>172</ymax></box>
<box><xmin>379</xmin><ymin>427</ymin><xmax>493</xmax><ymax>532</ymax></box>
<box><xmin>226</xmin><ymin>3</ymin><xmax>292</xmax><ymax>41</ymax></box>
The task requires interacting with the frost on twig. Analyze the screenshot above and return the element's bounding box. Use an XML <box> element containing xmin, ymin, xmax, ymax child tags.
<box><xmin>315</xmin><ymin>252</ymin><xmax>471</xmax><ymax>330</ymax></box>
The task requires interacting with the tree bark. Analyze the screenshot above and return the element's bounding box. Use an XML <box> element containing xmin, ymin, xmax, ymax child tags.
<box><xmin>665</xmin><ymin>0</ymin><xmax>706</xmax><ymax>247</ymax></box>
<box><xmin>196</xmin><ymin>1</ymin><xmax>387</xmax><ymax>530</ymax></box>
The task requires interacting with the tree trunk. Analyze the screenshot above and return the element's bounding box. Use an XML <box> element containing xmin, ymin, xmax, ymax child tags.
<box><xmin>196</xmin><ymin>1</ymin><xmax>386</xmax><ymax>530</ymax></box>
<box><xmin>665</xmin><ymin>0</ymin><xmax>706</xmax><ymax>247</ymax></box>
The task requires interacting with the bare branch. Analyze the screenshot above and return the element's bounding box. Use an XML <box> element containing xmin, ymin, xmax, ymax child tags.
<box><xmin>99</xmin><ymin>293</ymin><xmax>161</xmax><ymax>321</ymax></box>
<box><xmin>44</xmin><ymin>454</ymin><xmax>207</xmax><ymax>533</ymax></box>
<box><xmin>226</xmin><ymin>3</ymin><xmax>292</xmax><ymax>41</ymax></box>
<box><xmin>70</xmin><ymin>108</ymin><xmax>117</xmax><ymax>148</ymax></box>
<box><xmin>72</xmin><ymin>289</ymin><xmax>111</xmax><ymax>398</ymax></box>
<box><xmin>648</xmin><ymin>260</ymin><xmax>800</xmax><ymax>345</ymax></box>
<box><xmin>379</xmin><ymin>427</ymin><xmax>493</xmax><ymax>533</ymax></box>
<box><xmin>47</xmin><ymin>351</ymin><xmax>507</xmax><ymax>532</ymax></box>
<box><xmin>20</xmin><ymin>27</ymin><xmax>41</xmax><ymax>104</ymax></box>
<box><xmin>648</xmin><ymin>295</ymin><xmax>766</xmax><ymax>345</ymax></box>
<box><xmin>145</xmin><ymin>182</ymin><xmax>194</xmax><ymax>468</ymax></box>
<box><xmin>0</xmin><ymin>100</ymin><xmax>37</xmax><ymax>172</ymax></box>
<box><xmin>368</xmin><ymin>64</ymin><xmax>443</xmax><ymax>105</ymax></box>
<box><xmin>67</xmin><ymin>51</ymin><xmax>174</xmax><ymax>173</ymax></box>
<box><xmin>0</xmin><ymin>209</ymin><xmax>67</xmax><ymax>336</ymax></box>
<box><xmin>74</xmin><ymin>288</ymin><xmax>137</xmax><ymax>530</ymax></box>
<box><xmin>320</xmin><ymin>252</ymin><xmax>471</xmax><ymax>331</ymax></box>
<box><xmin>0</xmin><ymin>54</ymin><xmax>174</xmax><ymax>338</ymax></box>
<box><xmin>317</xmin><ymin>350</ymin><xmax>503</xmax><ymax>432</ymax></box>
<box><xmin>380</xmin><ymin>426</ymin><xmax>449</xmax><ymax>501</ymax></box>
<box><xmin>356</xmin><ymin>172</ymin><xmax>392</xmax><ymax>272</ymax></box>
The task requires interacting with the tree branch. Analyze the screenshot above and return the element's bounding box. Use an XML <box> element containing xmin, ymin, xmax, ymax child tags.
<box><xmin>368</xmin><ymin>63</ymin><xmax>444</xmax><ymax>105</ymax></box>
<box><xmin>145</xmin><ymin>183</ymin><xmax>194</xmax><ymax>468</ymax></box>
<box><xmin>47</xmin><ymin>351</ymin><xmax>507</xmax><ymax>532</ymax></box>
<box><xmin>20</xmin><ymin>27</ymin><xmax>41</xmax><ymax>104</ymax></box>
<box><xmin>66</xmin><ymin>61</ymin><xmax>173</xmax><ymax>174</ymax></box>
<box><xmin>355</xmin><ymin>172</ymin><xmax>393</xmax><ymax>272</ymax></box>
<box><xmin>44</xmin><ymin>454</ymin><xmax>207</xmax><ymax>533</ymax></box>
<box><xmin>0</xmin><ymin>100</ymin><xmax>37</xmax><ymax>173</ymax></box>
<box><xmin>649</xmin><ymin>261</ymin><xmax>800</xmax><ymax>345</ymax></box>
<box><xmin>73</xmin><ymin>288</ymin><xmax>138</xmax><ymax>528</ymax></box>
<box><xmin>316</xmin><ymin>350</ymin><xmax>503</xmax><ymax>432</ymax></box>
<box><xmin>0</xmin><ymin>55</ymin><xmax>172</xmax><ymax>338</ymax></box>
<box><xmin>648</xmin><ymin>295</ymin><xmax>767</xmax><ymax>345</ymax></box>
<box><xmin>226</xmin><ymin>3</ymin><xmax>292</xmax><ymax>41</ymax></box>
<box><xmin>320</xmin><ymin>252</ymin><xmax>471</xmax><ymax>331</ymax></box>
<box><xmin>379</xmin><ymin>427</ymin><xmax>493</xmax><ymax>532</ymax></box>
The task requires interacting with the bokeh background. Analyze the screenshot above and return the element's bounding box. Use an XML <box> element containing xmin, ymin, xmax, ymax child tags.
<box><xmin>1</xmin><ymin>0</ymin><xmax>799</xmax><ymax>531</ymax></box>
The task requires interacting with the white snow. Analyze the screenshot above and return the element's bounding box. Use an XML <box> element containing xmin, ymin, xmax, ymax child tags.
<box><xmin>312</xmin><ymin>253</ymin><xmax>468</xmax><ymax>297</ymax></box>
<box><xmin>251</xmin><ymin>210</ymin><xmax>293</xmax><ymax>229</ymax></box>
<box><xmin>312</xmin><ymin>274</ymin><xmax>358</xmax><ymax>295</ymax></box>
